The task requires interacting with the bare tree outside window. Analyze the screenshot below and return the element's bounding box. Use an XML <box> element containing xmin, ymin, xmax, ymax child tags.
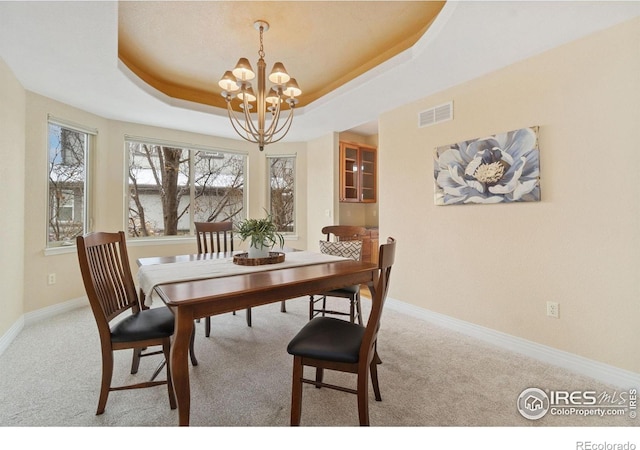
<box><xmin>128</xmin><ymin>143</ymin><xmax>190</xmax><ymax>237</ymax></box>
<box><xmin>193</xmin><ymin>151</ymin><xmax>245</xmax><ymax>223</ymax></box>
<box><xmin>127</xmin><ymin>141</ymin><xmax>245</xmax><ymax>238</ymax></box>
<box><xmin>48</xmin><ymin>124</ymin><xmax>88</xmax><ymax>246</ymax></box>
<box><xmin>268</xmin><ymin>156</ymin><xmax>295</xmax><ymax>233</ymax></box>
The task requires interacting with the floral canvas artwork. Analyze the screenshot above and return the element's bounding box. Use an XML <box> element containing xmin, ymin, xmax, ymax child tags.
<box><xmin>433</xmin><ymin>126</ymin><xmax>540</xmax><ymax>205</ymax></box>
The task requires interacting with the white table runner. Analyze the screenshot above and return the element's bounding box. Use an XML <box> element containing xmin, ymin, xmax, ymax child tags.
<box><xmin>138</xmin><ymin>251</ymin><xmax>346</xmax><ymax>303</ymax></box>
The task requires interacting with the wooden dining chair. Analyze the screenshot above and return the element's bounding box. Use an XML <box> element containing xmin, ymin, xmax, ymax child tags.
<box><xmin>194</xmin><ymin>221</ymin><xmax>252</xmax><ymax>335</ymax></box>
<box><xmin>309</xmin><ymin>225</ymin><xmax>367</xmax><ymax>324</ymax></box>
<box><xmin>288</xmin><ymin>237</ymin><xmax>396</xmax><ymax>426</ymax></box>
<box><xmin>76</xmin><ymin>231</ymin><xmax>196</xmax><ymax>415</ymax></box>
<box><xmin>195</xmin><ymin>221</ymin><xmax>235</xmax><ymax>254</ymax></box>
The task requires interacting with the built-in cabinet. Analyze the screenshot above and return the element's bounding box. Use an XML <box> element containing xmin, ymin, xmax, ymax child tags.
<box><xmin>361</xmin><ymin>228</ymin><xmax>379</xmax><ymax>264</ymax></box>
<box><xmin>339</xmin><ymin>141</ymin><xmax>377</xmax><ymax>203</ymax></box>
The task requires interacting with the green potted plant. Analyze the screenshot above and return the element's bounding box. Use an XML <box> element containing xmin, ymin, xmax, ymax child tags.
<box><xmin>235</xmin><ymin>212</ymin><xmax>285</xmax><ymax>258</ymax></box>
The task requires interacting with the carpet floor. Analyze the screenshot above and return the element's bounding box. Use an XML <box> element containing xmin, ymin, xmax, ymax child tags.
<box><xmin>0</xmin><ymin>296</ymin><xmax>634</xmax><ymax>435</ymax></box>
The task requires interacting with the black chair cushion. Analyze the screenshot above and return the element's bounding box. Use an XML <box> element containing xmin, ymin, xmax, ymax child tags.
<box><xmin>324</xmin><ymin>284</ymin><xmax>359</xmax><ymax>296</ymax></box>
<box><xmin>287</xmin><ymin>317</ymin><xmax>365</xmax><ymax>364</ymax></box>
<box><xmin>111</xmin><ymin>307</ymin><xmax>174</xmax><ymax>343</ymax></box>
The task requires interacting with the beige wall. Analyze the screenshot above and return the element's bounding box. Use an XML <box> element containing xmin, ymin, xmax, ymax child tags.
<box><xmin>379</xmin><ymin>18</ymin><xmax>640</xmax><ymax>373</ymax></box>
<box><xmin>0</xmin><ymin>58</ymin><xmax>25</xmax><ymax>333</ymax></box>
<box><xmin>306</xmin><ymin>133</ymin><xmax>337</xmax><ymax>252</ymax></box>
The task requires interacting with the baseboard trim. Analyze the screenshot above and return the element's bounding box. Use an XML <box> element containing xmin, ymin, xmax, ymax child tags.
<box><xmin>0</xmin><ymin>315</ymin><xmax>25</xmax><ymax>357</ymax></box>
<box><xmin>386</xmin><ymin>297</ymin><xmax>640</xmax><ymax>389</ymax></box>
<box><xmin>3</xmin><ymin>295</ymin><xmax>638</xmax><ymax>389</ymax></box>
<box><xmin>0</xmin><ymin>297</ymin><xmax>87</xmax><ymax>357</ymax></box>
<box><xmin>23</xmin><ymin>296</ymin><xmax>87</xmax><ymax>326</ymax></box>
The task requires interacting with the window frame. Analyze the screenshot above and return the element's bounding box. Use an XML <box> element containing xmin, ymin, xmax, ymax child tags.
<box><xmin>45</xmin><ymin>116</ymin><xmax>95</xmax><ymax>252</ymax></box>
<box><xmin>266</xmin><ymin>154</ymin><xmax>297</xmax><ymax>236</ymax></box>
<box><xmin>124</xmin><ymin>135</ymin><xmax>248</xmax><ymax>241</ymax></box>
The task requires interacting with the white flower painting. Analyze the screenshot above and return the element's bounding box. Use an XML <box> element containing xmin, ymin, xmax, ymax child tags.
<box><xmin>434</xmin><ymin>126</ymin><xmax>540</xmax><ymax>205</ymax></box>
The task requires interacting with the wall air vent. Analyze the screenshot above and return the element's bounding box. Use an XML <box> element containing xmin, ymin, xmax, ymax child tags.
<box><xmin>418</xmin><ymin>101</ymin><xmax>453</xmax><ymax>128</ymax></box>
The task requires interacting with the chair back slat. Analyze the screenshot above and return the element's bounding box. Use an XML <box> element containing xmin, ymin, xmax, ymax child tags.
<box><xmin>77</xmin><ymin>232</ymin><xmax>139</xmax><ymax>330</ymax></box>
<box><xmin>195</xmin><ymin>222</ymin><xmax>234</xmax><ymax>254</ymax></box>
<box><xmin>360</xmin><ymin>237</ymin><xmax>396</xmax><ymax>365</ymax></box>
<box><xmin>321</xmin><ymin>225</ymin><xmax>366</xmax><ymax>242</ymax></box>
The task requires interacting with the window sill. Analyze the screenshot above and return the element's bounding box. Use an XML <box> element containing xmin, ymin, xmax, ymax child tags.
<box><xmin>44</xmin><ymin>234</ymin><xmax>300</xmax><ymax>255</ymax></box>
<box><xmin>127</xmin><ymin>236</ymin><xmax>194</xmax><ymax>247</ymax></box>
<box><xmin>44</xmin><ymin>245</ymin><xmax>77</xmax><ymax>256</ymax></box>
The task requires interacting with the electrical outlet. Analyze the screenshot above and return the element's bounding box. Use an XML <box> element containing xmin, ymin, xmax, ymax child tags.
<box><xmin>546</xmin><ymin>301</ymin><xmax>559</xmax><ymax>318</ymax></box>
<box><xmin>48</xmin><ymin>273</ymin><xmax>56</xmax><ymax>285</ymax></box>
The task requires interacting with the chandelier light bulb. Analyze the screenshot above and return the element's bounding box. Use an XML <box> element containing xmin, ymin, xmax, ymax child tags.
<box><xmin>218</xmin><ymin>71</ymin><xmax>240</xmax><ymax>92</ymax></box>
<box><xmin>283</xmin><ymin>78</ymin><xmax>302</xmax><ymax>98</ymax></box>
<box><xmin>268</xmin><ymin>62</ymin><xmax>290</xmax><ymax>85</ymax></box>
<box><xmin>237</xmin><ymin>85</ymin><xmax>256</xmax><ymax>103</ymax></box>
<box><xmin>265</xmin><ymin>87</ymin><xmax>281</xmax><ymax>105</ymax></box>
<box><xmin>232</xmin><ymin>58</ymin><xmax>255</xmax><ymax>81</ymax></box>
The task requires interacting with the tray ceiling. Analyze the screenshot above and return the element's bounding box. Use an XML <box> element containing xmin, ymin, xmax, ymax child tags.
<box><xmin>118</xmin><ymin>1</ymin><xmax>446</xmax><ymax>110</ymax></box>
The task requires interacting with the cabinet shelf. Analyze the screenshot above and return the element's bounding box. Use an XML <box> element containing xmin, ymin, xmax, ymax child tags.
<box><xmin>339</xmin><ymin>142</ymin><xmax>377</xmax><ymax>203</ymax></box>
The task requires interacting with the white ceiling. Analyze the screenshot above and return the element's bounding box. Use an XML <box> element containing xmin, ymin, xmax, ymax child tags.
<box><xmin>1</xmin><ymin>1</ymin><xmax>639</xmax><ymax>142</ymax></box>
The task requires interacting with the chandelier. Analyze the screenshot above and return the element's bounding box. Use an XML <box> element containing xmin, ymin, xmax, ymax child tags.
<box><xmin>218</xmin><ymin>20</ymin><xmax>302</xmax><ymax>151</ymax></box>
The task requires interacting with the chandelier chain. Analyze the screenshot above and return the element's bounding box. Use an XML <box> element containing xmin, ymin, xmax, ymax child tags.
<box><xmin>258</xmin><ymin>25</ymin><xmax>265</xmax><ymax>59</ymax></box>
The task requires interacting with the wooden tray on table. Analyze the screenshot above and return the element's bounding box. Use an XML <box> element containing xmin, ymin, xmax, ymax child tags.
<box><xmin>233</xmin><ymin>252</ymin><xmax>285</xmax><ymax>266</ymax></box>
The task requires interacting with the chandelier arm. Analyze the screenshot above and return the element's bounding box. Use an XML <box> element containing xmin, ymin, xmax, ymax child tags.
<box><xmin>229</xmin><ymin>81</ymin><xmax>261</xmax><ymax>140</ymax></box>
<box><xmin>225</xmin><ymin>98</ymin><xmax>295</xmax><ymax>147</ymax></box>
<box><xmin>229</xmin><ymin>117</ymin><xmax>257</xmax><ymax>144</ymax></box>
<box><xmin>264</xmin><ymin>94</ymin><xmax>296</xmax><ymax>139</ymax></box>
<box><xmin>267</xmin><ymin>108</ymin><xmax>295</xmax><ymax>140</ymax></box>
<box><xmin>240</xmin><ymin>91</ymin><xmax>262</xmax><ymax>139</ymax></box>
<box><xmin>225</xmin><ymin>101</ymin><xmax>247</xmax><ymax>128</ymax></box>
<box><xmin>227</xmin><ymin>104</ymin><xmax>254</xmax><ymax>139</ymax></box>
<box><xmin>226</xmin><ymin>103</ymin><xmax>259</xmax><ymax>144</ymax></box>
<box><xmin>264</xmin><ymin>102</ymin><xmax>283</xmax><ymax>136</ymax></box>
<box><xmin>240</xmin><ymin>101</ymin><xmax>266</xmax><ymax>143</ymax></box>
<box><xmin>264</xmin><ymin>110</ymin><xmax>295</xmax><ymax>145</ymax></box>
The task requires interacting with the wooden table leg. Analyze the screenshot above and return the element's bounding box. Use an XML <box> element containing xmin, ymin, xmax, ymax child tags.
<box><xmin>171</xmin><ymin>308</ymin><xmax>194</xmax><ymax>426</ymax></box>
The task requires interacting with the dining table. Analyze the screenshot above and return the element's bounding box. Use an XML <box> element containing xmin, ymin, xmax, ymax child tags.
<box><xmin>136</xmin><ymin>249</ymin><xmax>378</xmax><ymax>426</ymax></box>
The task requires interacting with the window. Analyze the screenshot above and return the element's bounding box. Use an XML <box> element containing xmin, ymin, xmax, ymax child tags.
<box><xmin>127</xmin><ymin>138</ymin><xmax>246</xmax><ymax>238</ymax></box>
<box><xmin>268</xmin><ymin>155</ymin><xmax>296</xmax><ymax>234</ymax></box>
<box><xmin>47</xmin><ymin>120</ymin><xmax>92</xmax><ymax>248</ymax></box>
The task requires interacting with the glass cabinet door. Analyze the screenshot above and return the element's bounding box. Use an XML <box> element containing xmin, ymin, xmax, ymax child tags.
<box><xmin>341</xmin><ymin>144</ymin><xmax>359</xmax><ymax>201</ymax></box>
<box><xmin>360</xmin><ymin>148</ymin><xmax>376</xmax><ymax>202</ymax></box>
<box><xmin>340</xmin><ymin>142</ymin><xmax>376</xmax><ymax>203</ymax></box>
